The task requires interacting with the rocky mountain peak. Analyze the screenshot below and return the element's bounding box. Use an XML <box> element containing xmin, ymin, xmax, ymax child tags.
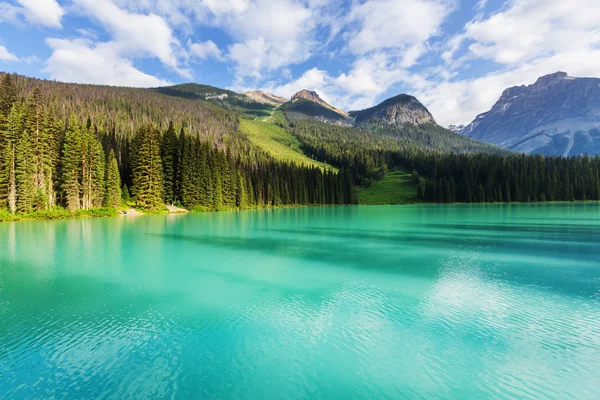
<box><xmin>534</xmin><ymin>71</ymin><xmax>569</xmax><ymax>86</ymax></box>
<box><xmin>292</xmin><ymin>89</ymin><xmax>322</xmax><ymax>103</ymax></box>
<box><xmin>350</xmin><ymin>94</ymin><xmax>435</xmax><ymax>126</ymax></box>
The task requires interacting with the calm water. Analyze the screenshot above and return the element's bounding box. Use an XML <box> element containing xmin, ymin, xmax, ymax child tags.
<box><xmin>1</xmin><ymin>204</ymin><xmax>600</xmax><ymax>399</ymax></box>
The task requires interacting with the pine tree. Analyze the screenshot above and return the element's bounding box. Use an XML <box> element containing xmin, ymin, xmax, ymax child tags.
<box><xmin>122</xmin><ymin>184</ymin><xmax>131</xmax><ymax>202</ymax></box>
<box><xmin>24</xmin><ymin>88</ymin><xmax>49</xmax><ymax>201</ymax></box>
<box><xmin>91</xmin><ymin>138</ymin><xmax>106</xmax><ymax>208</ymax></box>
<box><xmin>235</xmin><ymin>169</ymin><xmax>247</xmax><ymax>208</ymax></box>
<box><xmin>0</xmin><ymin>74</ymin><xmax>17</xmax><ymax>118</ymax></box>
<box><xmin>61</xmin><ymin>115</ymin><xmax>83</xmax><ymax>212</ymax></box>
<box><xmin>1</xmin><ymin>102</ymin><xmax>25</xmax><ymax>210</ymax></box>
<box><xmin>161</xmin><ymin>121</ymin><xmax>178</xmax><ymax>203</ymax></box>
<box><xmin>132</xmin><ymin>125</ymin><xmax>163</xmax><ymax>209</ymax></box>
<box><xmin>16</xmin><ymin>129</ymin><xmax>35</xmax><ymax>213</ymax></box>
<box><xmin>104</xmin><ymin>149</ymin><xmax>122</xmax><ymax>208</ymax></box>
<box><xmin>2</xmin><ymin>141</ymin><xmax>17</xmax><ymax>213</ymax></box>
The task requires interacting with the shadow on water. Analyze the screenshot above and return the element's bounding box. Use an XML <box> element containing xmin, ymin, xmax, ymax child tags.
<box><xmin>152</xmin><ymin>232</ymin><xmax>442</xmax><ymax>280</ymax></box>
<box><xmin>153</xmin><ymin>226</ymin><xmax>600</xmax><ymax>298</ymax></box>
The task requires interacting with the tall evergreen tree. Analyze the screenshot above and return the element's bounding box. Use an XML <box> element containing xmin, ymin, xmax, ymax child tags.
<box><xmin>132</xmin><ymin>125</ymin><xmax>163</xmax><ymax>209</ymax></box>
<box><xmin>161</xmin><ymin>121</ymin><xmax>178</xmax><ymax>203</ymax></box>
<box><xmin>61</xmin><ymin>115</ymin><xmax>83</xmax><ymax>212</ymax></box>
<box><xmin>104</xmin><ymin>149</ymin><xmax>121</xmax><ymax>208</ymax></box>
<box><xmin>15</xmin><ymin>129</ymin><xmax>35</xmax><ymax>213</ymax></box>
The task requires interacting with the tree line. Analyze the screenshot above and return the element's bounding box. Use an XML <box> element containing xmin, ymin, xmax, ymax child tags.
<box><xmin>414</xmin><ymin>153</ymin><xmax>600</xmax><ymax>203</ymax></box>
<box><xmin>289</xmin><ymin>118</ymin><xmax>600</xmax><ymax>204</ymax></box>
<box><xmin>0</xmin><ymin>75</ymin><xmax>356</xmax><ymax>215</ymax></box>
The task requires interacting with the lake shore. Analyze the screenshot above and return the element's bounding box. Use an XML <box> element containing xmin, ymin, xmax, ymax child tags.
<box><xmin>2</xmin><ymin>200</ymin><xmax>598</xmax><ymax>224</ymax></box>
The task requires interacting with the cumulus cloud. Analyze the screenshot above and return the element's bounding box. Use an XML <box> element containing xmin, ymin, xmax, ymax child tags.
<box><xmin>0</xmin><ymin>45</ymin><xmax>18</xmax><ymax>62</ymax></box>
<box><xmin>346</xmin><ymin>0</ymin><xmax>453</xmax><ymax>56</ymax></box>
<box><xmin>188</xmin><ymin>39</ymin><xmax>225</xmax><ymax>62</ymax></box>
<box><xmin>17</xmin><ymin>0</ymin><xmax>64</xmax><ymax>28</ymax></box>
<box><xmin>0</xmin><ymin>0</ymin><xmax>64</xmax><ymax>28</ymax></box>
<box><xmin>72</xmin><ymin>0</ymin><xmax>190</xmax><ymax>77</ymax></box>
<box><xmin>44</xmin><ymin>38</ymin><xmax>170</xmax><ymax>87</ymax></box>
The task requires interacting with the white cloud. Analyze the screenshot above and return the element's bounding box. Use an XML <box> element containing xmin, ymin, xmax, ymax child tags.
<box><xmin>72</xmin><ymin>0</ymin><xmax>189</xmax><ymax>77</ymax></box>
<box><xmin>262</xmin><ymin>68</ymin><xmax>329</xmax><ymax>100</ymax></box>
<box><xmin>188</xmin><ymin>39</ymin><xmax>225</xmax><ymax>62</ymax></box>
<box><xmin>461</xmin><ymin>0</ymin><xmax>600</xmax><ymax>65</ymax></box>
<box><xmin>0</xmin><ymin>0</ymin><xmax>64</xmax><ymax>28</ymax></box>
<box><xmin>224</xmin><ymin>0</ymin><xmax>318</xmax><ymax>82</ymax></box>
<box><xmin>16</xmin><ymin>0</ymin><xmax>64</xmax><ymax>28</ymax></box>
<box><xmin>0</xmin><ymin>45</ymin><xmax>18</xmax><ymax>62</ymax></box>
<box><xmin>44</xmin><ymin>38</ymin><xmax>170</xmax><ymax>87</ymax></box>
<box><xmin>346</xmin><ymin>0</ymin><xmax>454</xmax><ymax>55</ymax></box>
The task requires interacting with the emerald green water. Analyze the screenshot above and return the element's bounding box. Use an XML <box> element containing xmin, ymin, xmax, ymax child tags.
<box><xmin>1</xmin><ymin>204</ymin><xmax>599</xmax><ymax>399</ymax></box>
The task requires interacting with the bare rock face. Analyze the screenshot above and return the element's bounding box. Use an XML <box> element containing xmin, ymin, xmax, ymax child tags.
<box><xmin>460</xmin><ymin>72</ymin><xmax>600</xmax><ymax>156</ymax></box>
<box><xmin>280</xmin><ymin>89</ymin><xmax>351</xmax><ymax>124</ymax></box>
<box><xmin>244</xmin><ymin>90</ymin><xmax>287</xmax><ymax>106</ymax></box>
<box><xmin>349</xmin><ymin>94</ymin><xmax>436</xmax><ymax>126</ymax></box>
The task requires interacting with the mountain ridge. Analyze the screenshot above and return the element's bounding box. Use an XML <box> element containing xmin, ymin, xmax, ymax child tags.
<box><xmin>460</xmin><ymin>72</ymin><xmax>600</xmax><ymax>156</ymax></box>
<box><xmin>244</xmin><ymin>90</ymin><xmax>287</xmax><ymax>106</ymax></box>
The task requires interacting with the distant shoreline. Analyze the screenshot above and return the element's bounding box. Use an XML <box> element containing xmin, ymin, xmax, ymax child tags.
<box><xmin>2</xmin><ymin>200</ymin><xmax>598</xmax><ymax>224</ymax></box>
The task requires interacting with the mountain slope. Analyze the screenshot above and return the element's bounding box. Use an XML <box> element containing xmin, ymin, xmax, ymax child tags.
<box><xmin>238</xmin><ymin>119</ymin><xmax>333</xmax><ymax>170</ymax></box>
<box><xmin>280</xmin><ymin>90</ymin><xmax>351</xmax><ymax>125</ymax></box>
<box><xmin>461</xmin><ymin>72</ymin><xmax>600</xmax><ymax>156</ymax></box>
<box><xmin>153</xmin><ymin>83</ymin><xmax>275</xmax><ymax>118</ymax></box>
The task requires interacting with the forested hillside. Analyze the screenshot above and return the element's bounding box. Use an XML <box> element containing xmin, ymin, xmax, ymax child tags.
<box><xmin>1</xmin><ymin>71</ymin><xmax>599</xmax><ymax>217</ymax></box>
<box><xmin>288</xmin><ymin>119</ymin><xmax>600</xmax><ymax>203</ymax></box>
<box><xmin>0</xmin><ymin>73</ymin><xmax>356</xmax><ymax>219</ymax></box>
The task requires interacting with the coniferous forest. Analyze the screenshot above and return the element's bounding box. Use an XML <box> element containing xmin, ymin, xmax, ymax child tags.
<box><xmin>0</xmin><ymin>74</ymin><xmax>356</xmax><ymax>218</ymax></box>
<box><xmin>1</xmin><ymin>71</ymin><xmax>600</xmax><ymax>222</ymax></box>
<box><xmin>289</xmin><ymin>119</ymin><xmax>600</xmax><ymax>203</ymax></box>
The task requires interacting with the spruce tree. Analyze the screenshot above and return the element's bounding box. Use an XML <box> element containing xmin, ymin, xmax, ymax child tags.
<box><xmin>16</xmin><ymin>129</ymin><xmax>35</xmax><ymax>213</ymax></box>
<box><xmin>122</xmin><ymin>184</ymin><xmax>131</xmax><ymax>202</ymax></box>
<box><xmin>104</xmin><ymin>149</ymin><xmax>122</xmax><ymax>208</ymax></box>
<box><xmin>161</xmin><ymin>121</ymin><xmax>178</xmax><ymax>203</ymax></box>
<box><xmin>1</xmin><ymin>102</ymin><xmax>24</xmax><ymax>210</ymax></box>
<box><xmin>61</xmin><ymin>115</ymin><xmax>83</xmax><ymax>212</ymax></box>
<box><xmin>132</xmin><ymin>125</ymin><xmax>163</xmax><ymax>209</ymax></box>
<box><xmin>2</xmin><ymin>141</ymin><xmax>17</xmax><ymax>213</ymax></box>
<box><xmin>0</xmin><ymin>74</ymin><xmax>17</xmax><ymax>118</ymax></box>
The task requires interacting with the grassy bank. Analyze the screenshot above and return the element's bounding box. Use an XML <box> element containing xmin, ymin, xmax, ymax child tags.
<box><xmin>0</xmin><ymin>207</ymin><xmax>120</xmax><ymax>222</ymax></box>
<box><xmin>357</xmin><ymin>169</ymin><xmax>419</xmax><ymax>205</ymax></box>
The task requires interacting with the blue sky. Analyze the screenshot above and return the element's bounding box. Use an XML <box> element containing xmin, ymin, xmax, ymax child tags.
<box><xmin>1</xmin><ymin>0</ymin><xmax>599</xmax><ymax>126</ymax></box>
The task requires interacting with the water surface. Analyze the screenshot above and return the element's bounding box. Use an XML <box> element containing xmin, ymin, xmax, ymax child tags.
<box><xmin>1</xmin><ymin>204</ymin><xmax>600</xmax><ymax>399</ymax></box>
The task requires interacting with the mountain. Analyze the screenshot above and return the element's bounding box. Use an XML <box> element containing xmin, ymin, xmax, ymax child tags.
<box><xmin>280</xmin><ymin>90</ymin><xmax>351</xmax><ymax>125</ymax></box>
<box><xmin>349</xmin><ymin>94</ymin><xmax>435</xmax><ymax>126</ymax></box>
<box><xmin>244</xmin><ymin>90</ymin><xmax>287</xmax><ymax>107</ymax></box>
<box><xmin>460</xmin><ymin>72</ymin><xmax>600</xmax><ymax>156</ymax></box>
<box><xmin>153</xmin><ymin>83</ymin><xmax>274</xmax><ymax>118</ymax></box>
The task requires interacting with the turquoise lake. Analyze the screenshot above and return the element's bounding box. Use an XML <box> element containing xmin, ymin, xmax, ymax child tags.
<box><xmin>1</xmin><ymin>204</ymin><xmax>600</xmax><ymax>399</ymax></box>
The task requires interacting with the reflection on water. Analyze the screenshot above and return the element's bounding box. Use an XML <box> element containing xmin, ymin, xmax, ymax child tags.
<box><xmin>1</xmin><ymin>203</ymin><xmax>599</xmax><ymax>399</ymax></box>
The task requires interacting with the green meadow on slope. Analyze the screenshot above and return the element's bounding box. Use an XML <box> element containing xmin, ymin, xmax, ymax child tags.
<box><xmin>238</xmin><ymin>118</ymin><xmax>334</xmax><ymax>171</ymax></box>
<box><xmin>356</xmin><ymin>169</ymin><xmax>418</xmax><ymax>205</ymax></box>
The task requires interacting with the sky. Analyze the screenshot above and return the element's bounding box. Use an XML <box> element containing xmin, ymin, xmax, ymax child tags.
<box><xmin>0</xmin><ymin>0</ymin><xmax>599</xmax><ymax>126</ymax></box>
